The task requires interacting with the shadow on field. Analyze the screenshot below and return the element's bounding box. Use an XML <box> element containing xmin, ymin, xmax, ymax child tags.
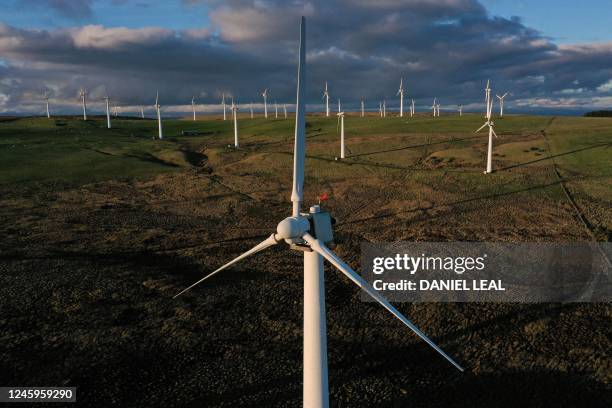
<box><xmin>497</xmin><ymin>143</ymin><xmax>612</xmax><ymax>172</ymax></box>
<box><xmin>338</xmin><ymin>179</ymin><xmax>564</xmax><ymax>226</ymax></box>
<box><xmin>347</xmin><ymin>134</ymin><xmax>482</xmax><ymax>158</ymax></box>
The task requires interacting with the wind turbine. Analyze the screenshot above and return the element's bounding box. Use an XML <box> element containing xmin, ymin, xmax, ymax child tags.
<box><xmin>337</xmin><ymin>111</ymin><xmax>346</xmax><ymax>159</ymax></box>
<box><xmin>262</xmin><ymin>89</ymin><xmax>269</xmax><ymax>118</ymax></box>
<box><xmin>104</xmin><ymin>96</ymin><xmax>111</xmax><ymax>129</ymax></box>
<box><xmin>174</xmin><ymin>18</ymin><xmax>463</xmax><ymax>408</ymax></box>
<box><xmin>43</xmin><ymin>93</ymin><xmax>50</xmax><ymax>119</ymax></box>
<box><xmin>155</xmin><ymin>91</ymin><xmax>163</xmax><ymax>139</ymax></box>
<box><xmin>337</xmin><ymin>98</ymin><xmax>341</xmax><ymax>114</ymax></box>
<box><xmin>322</xmin><ymin>82</ymin><xmax>330</xmax><ymax>117</ymax></box>
<box><xmin>360</xmin><ymin>97</ymin><xmax>365</xmax><ymax>118</ymax></box>
<box><xmin>222</xmin><ymin>93</ymin><xmax>227</xmax><ymax>121</ymax></box>
<box><xmin>496</xmin><ymin>93</ymin><xmax>508</xmax><ymax>117</ymax></box>
<box><xmin>484</xmin><ymin>80</ymin><xmax>491</xmax><ymax>118</ymax></box>
<box><xmin>141</xmin><ymin>107</ymin><xmax>145</xmax><ymax>119</ymax></box>
<box><xmin>431</xmin><ymin>99</ymin><xmax>437</xmax><ymax>117</ymax></box>
<box><xmin>436</xmin><ymin>103</ymin><xmax>441</xmax><ymax>117</ymax></box>
<box><xmin>410</xmin><ymin>99</ymin><xmax>415</xmax><ymax>117</ymax></box>
<box><xmin>379</xmin><ymin>101</ymin><xmax>383</xmax><ymax>118</ymax></box>
<box><xmin>275</xmin><ymin>101</ymin><xmax>279</xmax><ymax>118</ymax></box>
<box><xmin>284</xmin><ymin>104</ymin><xmax>288</xmax><ymax>119</ymax></box>
<box><xmin>383</xmin><ymin>98</ymin><xmax>386</xmax><ymax>117</ymax></box>
<box><xmin>79</xmin><ymin>88</ymin><xmax>87</xmax><ymax>120</ymax></box>
<box><xmin>397</xmin><ymin>77</ymin><xmax>405</xmax><ymax>117</ymax></box>
<box><xmin>458</xmin><ymin>105</ymin><xmax>463</xmax><ymax>117</ymax></box>
<box><xmin>476</xmin><ymin>81</ymin><xmax>498</xmax><ymax>174</ymax></box>
<box><xmin>232</xmin><ymin>99</ymin><xmax>239</xmax><ymax>148</ymax></box>
<box><xmin>250</xmin><ymin>102</ymin><xmax>254</xmax><ymax>119</ymax></box>
<box><xmin>191</xmin><ymin>96</ymin><xmax>197</xmax><ymax>121</ymax></box>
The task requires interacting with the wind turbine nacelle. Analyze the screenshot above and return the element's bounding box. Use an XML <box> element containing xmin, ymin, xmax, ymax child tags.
<box><xmin>277</xmin><ymin>209</ymin><xmax>334</xmax><ymax>246</ymax></box>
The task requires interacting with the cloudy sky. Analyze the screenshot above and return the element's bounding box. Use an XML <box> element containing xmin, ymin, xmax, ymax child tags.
<box><xmin>1</xmin><ymin>0</ymin><xmax>611</xmax><ymax>115</ymax></box>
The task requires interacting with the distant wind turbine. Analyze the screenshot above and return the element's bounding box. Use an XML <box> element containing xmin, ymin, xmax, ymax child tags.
<box><xmin>496</xmin><ymin>93</ymin><xmax>508</xmax><ymax>117</ymax></box>
<box><xmin>410</xmin><ymin>99</ymin><xmax>415</xmax><ymax>117</ymax></box>
<box><xmin>431</xmin><ymin>99</ymin><xmax>437</xmax><ymax>117</ymax></box>
<box><xmin>379</xmin><ymin>101</ymin><xmax>383</xmax><ymax>118</ymax></box>
<box><xmin>284</xmin><ymin>104</ymin><xmax>287</xmax><ymax>119</ymax></box>
<box><xmin>232</xmin><ymin>99</ymin><xmax>239</xmax><ymax>148</ymax></box>
<box><xmin>337</xmin><ymin>111</ymin><xmax>345</xmax><ymax>159</ymax></box>
<box><xmin>476</xmin><ymin>80</ymin><xmax>498</xmax><ymax>174</ymax></box>
<box><xmin>222</xmin><ymin>93</ymin><xmax>227</xmax><ymax>121</ymax></box>
<box><xmin>141</xmin><ymin>107</ymin><xmax>145</xmax><ymax>119</ymax></box>
<box><xmin>155</xmin><ymin>91</ymin><xmax>163</xmax><ymax>139</ymax></box>
<box><xmin>250</xmin><ymin>102</ymin><xmax>254</xmax><ymax>119</ymax></box>
<box><xmin>337</xmin><ymin>98</ymin><xmax>341</xmax><ymax>114</ymax></box>
<box><xmin>484</xmin><ymin>80</ymin><xmax>491</xmax><ymax>118</ymax></box>
<box><xmin>43</xmin><ymin>93</ymin><xmax>50</xmax><ymax>119</ymax></box>
<box><xmin>262</xmin><ymin>89</ymin><xmax>269</xmax><ymax>118</ymax></box>
<box><xmin>192</xmin><ymin>96</ymin><xmax>197</xmax><ymax>121</ymax></box>
<box><xmin>79</xmin><ymin>88</ymin><xmax>87</xmax><ymax>120</ymax></box>
<box><xmin>275</xmin><ymin>101</ymin><xmax>278</xmax><ymax>118</ymax></box>
<box><xmin>104</xmin><ymin>96</ymin><xmax>111</xmax><ymax>129</ymax></box>
<box><xmin>383</xmin><ymin>99</ymin><xmax>386</xmax><ymax>117</ymax></box>
<box><xmin>360</xmin><ymin>97</ymin><xmax>365</xmax><ymax>118</ymax></box>
<box><xmin>322</xmin><ymin>82</ymin><xmax>330</xmax><ymax>117</ymax></box>
<box><xmin>397</xmin><ymin>77</ymin><xmax>405</xmax><ymax>117</ymax></box>
<box><xmin>458</xmin><ymin>105</ymin><xmax>463</xmax><ymax>117</ymax></box>
<box><xmin>436</xmin><ymin>103</ymin><xmax>441</xmax><ymax>117</ymax></box>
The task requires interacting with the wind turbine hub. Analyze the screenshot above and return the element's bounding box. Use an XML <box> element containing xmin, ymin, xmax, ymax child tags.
<box><xmin>276</xmin><ymin>216</ymin><xmax>310</xmax><ymax>242</ymax></box>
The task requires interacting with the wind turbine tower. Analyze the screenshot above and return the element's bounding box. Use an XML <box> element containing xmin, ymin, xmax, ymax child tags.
<box><xmin>43</xmin><ymin>93</ymin><xmax>50</xmax><ymax>119</ymax></box>
<box><xmin>174</xmin><ymin>18</ymin><xmax>464</xmax><ymax>408</ymax></box>
<box><xmin>337</xmin><ymin>111</ymin><xmax>345</xmax><ymax>159</ymax></box>
<box><xmin>397</xmin><ymin>77</ymin><xmax>405</xmax><ymax>117</ymax></box>
<box><xmin>79</xmin><ymin>89</ymin><xmax>87</xmax><ymax>120</ymax></box>
<box><xmin>322</xmin><ymin>82</ymin><xmax>330</xmax><ymax>117</ymax></box>
<box><xmin>232</xmin><ymin>100</ymin><xmax>239</xmax><ymax>148</ymax></box>
<box><xmin>496</xmin><ymin>93</ymin><xmax>508</xmax><ymax>117</ymax></box>
<box><xmin>104</xmin><ymin>96</ymin><xmax>111</xmax><ymax>129</ymax></box>
<box><xmin>141</xmin><ymin>107</ymin><xmax>145</xmax><ymax>119</ymax></box>
<box><xmin>275</xmin><ymin>101</ymin><xmax>278</xmax><ymax>118</ymax></box>
<box><xmin>192</xmin><ymin>96</ymin><xmax>197</xmax><ymax>121</ymax></box>
<box><xmin>459</xmin><ymin>105</ymin><xmax>463</xmax><ymax>117</ymax></box>
<box><xmin>360</xmin><ymin>97</ymin><xmax>365</xmax><ymax>118</ymax></box>
<box><xmin>222</xmin><ymin>93</ymin><xmax>227</xmax><ymax>121</ymax></box>
<box><xmin>155</xmin><ymin>91</ymin><xmax>163</xmax><ymax>139</ymax></box>
<box><xmin>262</xmin><ymin>89</ymin><xmax>268</xmax><ymax>118</ymax></box>
<box><xmin>383</xmin><ymin>99</ymin><xmax>386</xmax><ymax>117</ymax></box>
<box><xmin>250</xmin><ymin>103</ymin><xmax>254</xmax><ymax>119</ymax></box>
<box><xmin>411</xmin><ymin>99</ymin><xmax>415</xmax><ymax>117</ymax></box>
<box><xmin>284</xmin><ymin>104</ymin><xmax>288</xmax><ymax>119</ymax></box>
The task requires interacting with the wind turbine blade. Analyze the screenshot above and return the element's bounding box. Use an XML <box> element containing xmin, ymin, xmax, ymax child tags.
<box><xmin>492</xmin><ymin>128</ymin><xmax>499</xmax><ymax>138</ymax></box>
<box><xmin>291</xmin><ymin>16</ymin><xmax>306</xmax><ymax>217</ymax></box>
<box><xmin>303</xmin><ymin>234</ymin><xmax>464</xmax><ymax>372</ymax></box>
<box><xmin>174</xmin><ymin>234</ymin><xmax>278</xmax><ymax>298</ymax></box>
<box><xmin>475</xmin><ymin>123</ymin><xmax>488</xmax><ymax>133</ymax></box>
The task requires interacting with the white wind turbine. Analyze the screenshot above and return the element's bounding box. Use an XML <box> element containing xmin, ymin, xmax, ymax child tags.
<box><xmin>104</xmin><ymin>96</ymin><xmax>111</xmax><ymax>129</ymax></box>
<box><xmin>232</xmin><ymin>99</ymin><xmax>239</xmax><ymax>148</ymax></box>
<box><xmin>155</xmin><ymin>91</ymin><xmax>163</xmax><ymax>139</ymax></box>
<box><xmin>191</xmin><ymin>96</ymin><xmax>197</xmax><ymax>121</ymax></box>
<box><xmin>250</xmin><ymin>102</ymin><xmax>254</xmax><ymax>119</ymax></box>
<box><xmin>484</xmin><ymin>79</ymin><xmax>491</xmax><ymax>118</ymax></box>
<box><xmin>174</xmin><ymin>18</ymin><xmax>463</xmax><ymax>408</ymax></box>
<box><xmin>262</xmin><ymin>89</ymin><xmax>269</xmax><ymax>118</ymax></box>
<box><xmin>322</xmin><ymin>81</ymin><xmax>330</xmax><ymax>117</ymax></box>
<box><xmin>222</xmin><ymin>93</ymin><xmax>227</xmax><ymax>121</ymax></box>
<box><xmin>431</xmin><ymin>98</ymin><xmax>437</xmax><ymax>117</ymax></box>
<box><xmin>383</xmin><ymin>98</ymin><xmax>386</xmax><ymax>117</ymax></box>
<box><xmin>410</xmin><ymin>99</ymin><xmax>415</xmax><ymax>117</ymax></box>
<box><xmin>275</xmin><ymin>100</ymin><xmax>279</xmax><ymax>118</ymax></box>
<box><xmin>436</xmin><ymin>103</ymin><xmax>441</xmax><ymax>117</ymax></box>
<box><xmin>496</xmin><ymin>93</ymin><xmax>508</xmax><ymax>117</ymax></box>
<box><xmin>337</xmin><ymin>98</ymin><xmax>341</xmax><ymax>114</ymax></box>
<box><xmin>79</xmin><ymin>88</ymin><xmax>87</xmax><ymax>120</ymax></box>
<box><xmin>337</xmin><ymin>111</ymin><xmax>346</xmax><ymax>160</ymax></box>
<box><xmin>43</xmin><ymin>93</ymin><xmax>50</xmax><ymax>119</ymax></box>
<box><xmin>284</xmin><ymin>103</ymin><xmax>288</xmax><ymax>119</ymax></box>
<box><xmin>397</xmin><ymin>77</ymin><xmax>405</xmax><ymax>117</ymax></box>
<box><xmin>360</xmin><ymin>97</ymin><xmax>365</xmax><ymax>118</ymax></box>
<box><xmin>141</xmin><ymin>107</ymin><xmax>145</xmax><ymax>119</ymax></box>
<box><xmin>379</xmin><ymin>100</ymin><xmax>383</xmax><ymax>117</ymax></box>
<box><xmin>476</xmin><ymin>80</ymin><xmax>498</xmax><ymax>174</ymax></box>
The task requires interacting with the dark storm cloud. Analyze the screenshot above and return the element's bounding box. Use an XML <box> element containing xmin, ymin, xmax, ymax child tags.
<box><xmin>1</xmin><ymin>0</ymin><xmax>611</xmax><ymax>114</ymax></box>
